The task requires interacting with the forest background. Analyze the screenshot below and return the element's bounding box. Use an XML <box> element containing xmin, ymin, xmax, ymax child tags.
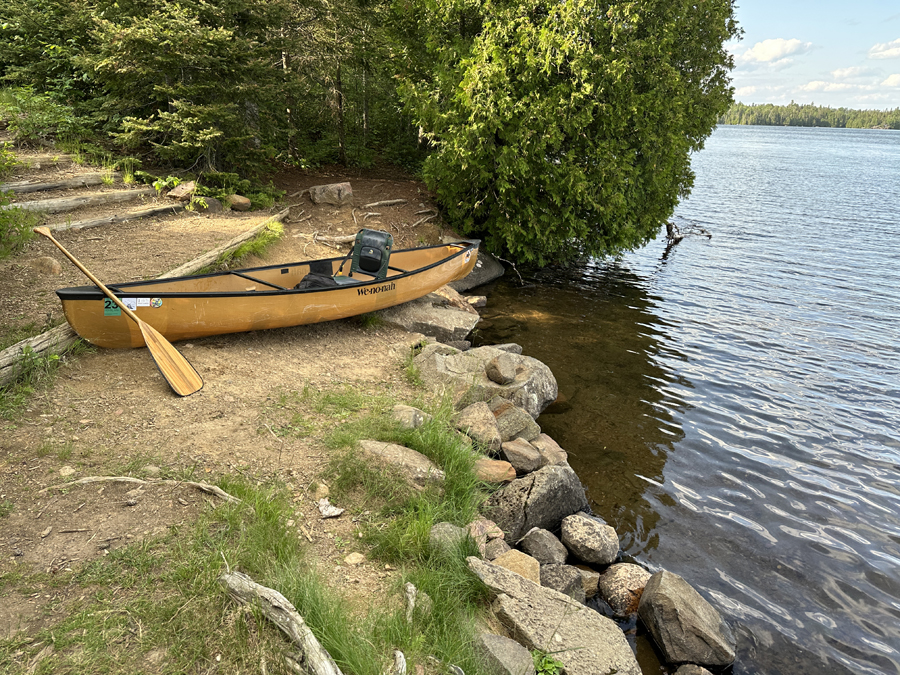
<box><xmin>1</xmin><ymin>0</ymin><xmax>743</xmax><ymax>264</ymax></box>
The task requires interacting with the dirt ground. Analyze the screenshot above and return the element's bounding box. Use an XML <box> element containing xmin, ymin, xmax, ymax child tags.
<box><xmin>0</xmin><ymin>145</ymin><xmax>469</xmax><ymax>641</ymax></box>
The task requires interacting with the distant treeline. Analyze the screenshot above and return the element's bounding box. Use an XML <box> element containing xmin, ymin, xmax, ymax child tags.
<box><xmin>719</xmin><ymin>102</ymin><xmax>900</xmax><ymax>130</ymax></box>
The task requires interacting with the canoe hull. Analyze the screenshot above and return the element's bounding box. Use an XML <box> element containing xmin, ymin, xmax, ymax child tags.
<box><xmin>56</xmin><ymin>241</ymin><xmax>479</xmax><ymax>348</ymax></box>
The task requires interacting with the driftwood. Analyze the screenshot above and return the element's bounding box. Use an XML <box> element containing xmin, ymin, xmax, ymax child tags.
<box><xmin>49</xmin><ymin>204</ymin><xmax>186</xmax><ymax>232</ymax></box>
<box><xmin>38</xmin><ymin>476</ymin><xmax>243</xmax><ymax>504</ymax></box>
<box><xmin>0</xmin><ymin>210</ymin><xmax>289</xmax><ymax>387</ymax></box>
<box><xmin>1</xmin><ymin>172</ymin><xmax>121</xmax><ymax>194</ymax></box>
<box><xmin>313</xmin><ymin>233</ymin><xmax>356</xmax><ymax>244</ymax></box>
<box><xmin>4</xmin><ymin>187</ymin><xmax>155</xmax><ymax>214</ymax></box>
<box><xmin>218</xmin><ymin>570</ymin><xmax>345</xmax><ymax>675</ymax></box>
<box><xmin>362</xmin><ymin>199</ymin><xmax>407</xmax><ymax>209</ymax></box>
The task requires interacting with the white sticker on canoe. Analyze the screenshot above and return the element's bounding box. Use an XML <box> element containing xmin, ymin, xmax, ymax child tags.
<box><xmin>136</xmin><ymin>298</ymin><xmax>151</xmax><ymax>307</ymax></box>
<box><xmin>122</xmin><ymin>298</ymin><xmax>137</xmax><ymax>311</ymax></box>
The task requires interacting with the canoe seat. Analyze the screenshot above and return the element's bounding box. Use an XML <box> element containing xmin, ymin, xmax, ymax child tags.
<box><xmin>334</xmin><ymin>229</ymin><xmax>394</xmax><ymax>282</ymax></box>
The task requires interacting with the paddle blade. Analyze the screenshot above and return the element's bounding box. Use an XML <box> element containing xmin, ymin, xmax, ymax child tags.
<box><xmin>139</xmin><ymin>322</ymin><xmax>203</xmax><ymax>396</ymax></box>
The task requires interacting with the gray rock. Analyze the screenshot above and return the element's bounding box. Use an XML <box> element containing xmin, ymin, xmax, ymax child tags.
<box><xmin>597</xmin><ymin>563</ymin><xmax>651</xmax><ymax>617</ymax></box>
<box><xmin>455</xmin><ymin>401</ymin><xmax>502</xmax><ymax>453</ymax></box>
<box><xmin>529</xmin><ymin>434</ymin><xmax>567</xmax><ymax>465</ymax></box>
<box><xmin>167</xmin><ymin>180</ymin><xmax>195</xmax><ymax>201</ymax></box>
<box><xmin>493</xmin><ymin>402</ymin><xmax>541</xmax><ymax>443</ymax></box>
<box><xmin>475</xmin><ymin>633</ymin><xmax>536</xmax><ymax>675</ymax></box>
<box><xmin>392</xmin><ymin>404</ymin><xmax>432</xmax><ymax>429</ymax></box>
<box><xmin>467</xmin><ymin>518</ymin><xmax>505</xmax><ymax>557</ymax></box>
<box><xmin>484</xmin><ymin>538</ymin><xmax>512</xmax><ymax>560</ymax></box>
<box><xmin>501</xmin><ymin>439</ymin><xmax>544</xmax><ymax>474</ymax></box>
<box><xmin>466</xmin><ymin>296</ymin><xmax>487</xmax><ymax>308</ymax></box>
<box><xmin>493</xmin><ymin>343</ymin><xmax>523</xmax><ymax>354</ymax></box>
<box><xmin>518</xmin><ymin>528</ymin><xmax>567</xmax><ymax>565</ymax></box>
<box><xmin>380</xmin><ymin>295</ymin><xmax>480</xmax><ymax>343</ymax></box>
<box><xmin>309</xmin><ymin>182</ymin><xmax>353</xmax><ymax>206</ymax></box>
<box><xmin>484</xmin><ymin>464</ymin><xmax>590</xmax><ymax>541</ymax></box>
<box><xmin>228</xmin><ymin>194</ymin><xmax>252</xmax><ymax>211</ymax></box>
<box><xmin>638</xmin><ymin>570</ymin><xmax>736</xmax><ymax>668</ymax></box>
<box><xmin>448</xmin><ymin>250</ymin><xmax>505</xmax><ymax>292</ymax></box>
<box><xmin>195</xmin><ymin>196</ymin><xmax>223</xmax><ymax>213</ymax></box>
<box><xmin>414</xmin><ymin>345</ymin><xmax>557</xmax><ymax>419</ymax></box>
<box><xmin>357</xmin><ymin>440</ymin><xmax>445</xmax><ymax>490</ymax></box>
<box><xmin>430</xmin><ymin>522</ymin><xmax>468</xmax><ymax>556</ymax></box>
<box><xmin>540</xmin><ymin>564</ymin><xmax>585</xmax><ymax>604</ymax></box>
<box><xmin>560</xmin><ymin>512</ymin><xmax>619</xmax><ymax>566</ymax></box>
<box><xmin>486</xmin><ymin>353</ymin><xmax>518</xmax><ymax>385</ymax></box>
<box><xmin>574</xmin><ymin>565</ymin><xmax>600</xmax><ymax>599</ymax></box>
<box><xmin>467</xmin><ymin>557</ymin><xmax>641</xmax><ymax>675</ymax></box>
<box><xmin>675</xmin><ymin>666</ymin><xmax>714</xmax><ymax>675</ymax></box>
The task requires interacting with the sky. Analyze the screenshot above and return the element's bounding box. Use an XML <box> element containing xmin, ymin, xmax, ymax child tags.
<box><xmin>727</xmin><ymin>0</ymin><xmax>900</xmax><ymax>110</ymax></box>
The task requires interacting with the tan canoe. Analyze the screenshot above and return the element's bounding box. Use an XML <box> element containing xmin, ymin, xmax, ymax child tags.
<box><xmin>55</xmin><ymin>239</ymin><xmax>479</xmax><ymax>349</ymax></box>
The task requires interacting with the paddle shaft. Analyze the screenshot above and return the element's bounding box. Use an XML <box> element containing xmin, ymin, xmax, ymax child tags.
<box><xmin>34</xmin><ymin>228</ymin><xmax>142</xmax><ymax>323</ymax></box>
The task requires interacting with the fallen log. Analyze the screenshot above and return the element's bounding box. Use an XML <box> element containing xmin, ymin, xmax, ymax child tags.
<box><xmin>362</xmin><ymin>199</ymin><xmax>407</xmax><ymax>209</ymax></box>
<box><xmin>17</xmin><ymin>154</ymin><xmax>74</xmax><ymax>169</ymax></box>
<box><xmin>37</xmin><ymin>476</ymin><xmax>243</xmax><ymax>504</ymax></box>
<box><xmin>1</xmin><ymin>172</ymin><xmax>121</xmax><ymax>194</ymax></box>
<box><xmin>0</xmin><ymin>209</ymin><xmax>289</xmax><ymax>386</ymax></box>
<box><xmin>218</xmin><ymin>570</ymin><xmax>345</xmax><ymax>675</ymax></box>
<box><xmin>49</xmin><ymin>203</ymin><xmax>187</xmax><ymax>232</ymax></box>
<box><xmin>3</xmin><ymin>187</ymin><xmax>155</xmax><ymax>214</ymax></box>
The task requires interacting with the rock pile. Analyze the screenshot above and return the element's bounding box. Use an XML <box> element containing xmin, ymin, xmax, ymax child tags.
<box><xmin>390</xmin><ymin>342</ymin><xmax>735</xmax><ymax>675</ymax></box>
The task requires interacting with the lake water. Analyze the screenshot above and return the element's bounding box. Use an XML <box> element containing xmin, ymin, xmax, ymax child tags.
<box><xmin>474</xmin><ymin>125</ymin><xmax>900</xmax><ymax>674</ymax></box>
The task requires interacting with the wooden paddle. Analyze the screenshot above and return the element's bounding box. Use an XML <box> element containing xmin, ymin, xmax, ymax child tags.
<box><xmin>34</xmin><ymin>227</ymin><xmax>203</xmax><ymax>396</ymax></box>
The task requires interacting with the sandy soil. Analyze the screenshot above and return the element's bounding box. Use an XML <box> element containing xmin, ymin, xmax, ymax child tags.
<box><xmin>0</xmin><ymin>146</ymin><xmax>465</xmax><ymax>639</ymax></box>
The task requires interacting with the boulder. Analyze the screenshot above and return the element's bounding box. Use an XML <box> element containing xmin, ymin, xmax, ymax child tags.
<box><xmin>486</xmin><ymin>353</ymin><xmax>518</xmax><ymax>385</ymax></box>
<box><xmin>529</xmin><ymin>434</ymin><xmax>567</xmax><ymax>465</ymax></box>
<box><xmin>540</xmin><ymin>564</ymin><xmax>585</xmax><ymax>604</ymax></box>
<box><xmin>466</xmin><ymin>296</ymin><xmax>487</xmax><ymax>308</ymax></box>
<box><xmin>392</xmin><ymin>404</ymin><xmax>432</xmax><ymax>429</ymax></box>
<box><xmin>501</xmin><ymin>439</ymin><xmax>544</xmax><ymax>474</ymax></box>
<box><xmin>597</xmin><ymin>563</ymin><xmax>651</xmax><ymax>617</ymax></box>
<box><xmin>493</xmin><ymin>402</ymin><xmax>541</xmax><ymax>443</ymax></box>
<box><xmin>431</xmin><ymin>285</ymin><xmax>480</xmax><ymax>315</ymax></box>
<box><xmin>357</xmin><ymin>440</ymin><xmax>444</xmax><ymax>490</ymax></box>
<box><xmin>195</xmin><ymin>196</ymin><xmax>223</xmax><ymax>213</ymax></box>
<box><xmin>574</xmin><ymin>565</ymin><xmax>600</xmax><ymax>599</ymax></box>
<box><xmin>474</xmin><ymin>633</ymin><xmax>535</xmax><ymax>675</ymax></box>
<box><xmin>518</xmin><ymin>528</ymin><xmax>567</xmax><ymax>565</ymax></box>
<box><xmin>638</xmin><ymin>570</ymin><xmax>736</xmax><ymax>668</ymax></box>
<box><xmin>484</xmin><ymin>464</ymin><xmax>589</xmax><ymax>541</ymax></box>
<box><xmin>467</xmin><ymin>518</ymin><xmax>505</xmax><ymax>557</ymax></box>
<box><xmin>560</xmin><ymin>512</ymin><xmax>619</xmax><ymax>566</ymax></box>
<box><xmin>167</xmin><ymin>180</ymin><xmax>195</xmax><ymax>201</ymax></box>
<box><xmin>447</xmin><ymin>249</ymin><xmax>505</xmax><ymax>292</ymax></box>
<box><xmin>414</xmin><ymin>345</ymin><xmax>557</xmax><ymax>419</ymax></box>
<box><xmin>475</xmin><ymin>458</ymin><xmax>516</xmax><ymax>484</ymax></box>
<box><xmin>454</xmin><ymin>401</ymin><xmax>502</xmax><ymax>453</ymax></box>
<box><xmin>484</xmin><ymin>538</ymin><xmax>511</xmax><ymax>560</ymax></box>
<box><xmin>675</xmin><ymin>666</ymin><xmax>714</xmax><ymax>675</ymax></box>
<box><xmin>467</xmin><ymin>557</ymin><xmax>641</xmax><ymax>675</ymax></box>
<box><xmin>228</xmin><ymin>194</ymin><xmax>252</xmax><ymax>211</ymax></box>
<box><xmin>492</xmin><ymin>549</ymin><xmax>540</xmax><ymax>584</ymax></box>
<box><xmin>379</xmin><ymin>295</ymin><xmax>480</xmax><ymax>343</ymax></box>
<box><xmin>308</xmin><ymin>182</ymin><xmax>353</xmax><ymax>206</ymax></box>
<box><xmin>493</xmin><ymin>343</ymin><xmax>523</xmax><ymax>354</ymax></box>
<box><xmin>429</xmin><ymin>522</ymin><xmax>468</xmax><ymax>556</ymax></box>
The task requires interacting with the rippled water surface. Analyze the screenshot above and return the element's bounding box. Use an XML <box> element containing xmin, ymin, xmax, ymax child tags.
<box><xmin>474</xmin><ymin>126</ymin><xmax>900</xmax><ymax>674</ymax></box>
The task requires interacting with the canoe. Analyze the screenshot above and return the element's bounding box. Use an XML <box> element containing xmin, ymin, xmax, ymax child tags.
<box><xmin>55</xmin><ymin>237</ymin><xmax>479</xmax><ymax>349</ymax></box>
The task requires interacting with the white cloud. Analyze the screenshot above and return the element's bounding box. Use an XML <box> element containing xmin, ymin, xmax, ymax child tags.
<box><xmin>798</xmin><ymin>81</ymin><xmax>855</xmax><ymax>92</ymax></box>
<box><xmin>737</xmin><ymin>38</ymin><xmax>813</xmax><ymax>65</ymax></box>
<box><xmin>883</xmin><ymin>74</ymin><xmax>900</xmax><ymax>87</ymax></box>
<box><xmin>869</xmin><ymin>38</ymin><xmax>900</xmax><ymax>59</ymax></box>
<box><xmin>734</xmin><ymin>86</ymin><xmax>758</xmax><ymax>96</ymax></box>
<box><xmin>831</xmin><ymin>66</ymin><xmax>876</xmax><ymax>80</ymax></box>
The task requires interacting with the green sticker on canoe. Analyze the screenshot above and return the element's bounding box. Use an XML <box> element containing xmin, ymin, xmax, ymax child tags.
<box><xmin>103</xmin><ymin>298</ymin><xmax>121</xmax><ymax>316</ymax></box>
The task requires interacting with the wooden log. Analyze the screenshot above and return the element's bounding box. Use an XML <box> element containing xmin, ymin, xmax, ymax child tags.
<box><xmin>1</xmin><ymin>172</ymin><xmax>122</xmax><ymax>194</ymax></box>
<box><xmin>38</xmin><ymin>476</ymin><xmax>243</xmax><ymax>504</ymax></box>
<box><xmin>0</xmin><ymin>209</ymin><xmax>288</xmax><ymax>386</ymax></box>
<box><xmin>362</xmin><ymin>199</ymin><xmax>407</xmax><ymax>209</ymax></box>
<box><xmin>49</xmin><ymin>203</ymin><xmax>186</xmax><ymax>232</ymax></box>
<box><xmin>16</xmin><ymin>154</ymin><xmax>74</xmax><ymax>168</ymax></box>
<box><xmin>218</xmin><ymin>570</ymin><xmax>345</xmax><ymax>675</ymax></box>
<box><xmin>3</xmin><ymin>187</ymin><xmax>155</xmax><ymax>214</ymax></box>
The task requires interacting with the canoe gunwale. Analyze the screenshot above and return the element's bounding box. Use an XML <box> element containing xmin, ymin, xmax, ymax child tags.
<box><xmin>56</xmin><ymin>239</ymin><xmax>480</xmax><ymax>301</ymax></box>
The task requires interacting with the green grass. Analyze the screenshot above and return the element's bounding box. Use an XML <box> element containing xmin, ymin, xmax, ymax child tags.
<box><xmin>0</xmin><ymin>340</ymin><xmax>93</xmax><ymax>420</ymax></box>
<box><xmin>0</xmin><ymin>190</ymin><xmax>42</xmax><ymax>260</ymax></box>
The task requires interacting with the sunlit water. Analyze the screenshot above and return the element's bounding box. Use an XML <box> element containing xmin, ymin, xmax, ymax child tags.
<box><xmin>474</xmin><ymin>126</ymin><xmax>900</xmax><ymax>674</ymax></box>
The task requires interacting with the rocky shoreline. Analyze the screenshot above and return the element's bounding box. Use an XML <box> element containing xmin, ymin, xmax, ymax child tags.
<box><xmin>373</xmin><ymin>259</ymin><xmax>736</xmax><ymax>675</ymax></box>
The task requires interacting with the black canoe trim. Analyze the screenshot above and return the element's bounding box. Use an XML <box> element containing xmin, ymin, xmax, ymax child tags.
<box><xmin>55</xmin><ymin>240</ymin><xmax>479</xmax><ymax>301</ymax></box>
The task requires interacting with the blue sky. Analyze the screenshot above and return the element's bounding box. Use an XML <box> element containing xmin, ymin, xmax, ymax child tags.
<box><xmin>728</xmin><ymin>1</ymin><xmax>900</xmax><ymax>109</ymax></box>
